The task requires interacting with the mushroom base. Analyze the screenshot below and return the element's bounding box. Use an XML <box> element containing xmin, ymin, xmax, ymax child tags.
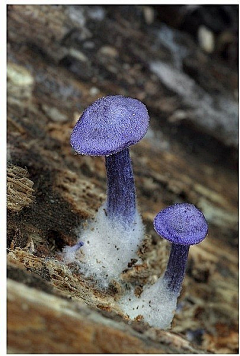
<box><xmin>119</xmin><ymin>277</ymin><xmax>178</xmax><ymax>329</ymax></box>
<box><xmin>119</xmin><ymin>278</ymin><xmax>178</xmax><ymax>329</ymax></box>
<box><xmin>62</xmin><ymin>204</ymin><xmax>145</xmax><ymax>288</ymax></box>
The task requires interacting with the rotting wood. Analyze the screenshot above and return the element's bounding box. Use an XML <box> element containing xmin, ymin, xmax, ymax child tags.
<box><xmin>7</xmin><ymin>165</ymin><xmax>34</xmax><ymax>212</ymax></box>
<box><xmin>7</xmin><ymin>279</ymin><xmax>206</xmax><ymax>354</ymax></box>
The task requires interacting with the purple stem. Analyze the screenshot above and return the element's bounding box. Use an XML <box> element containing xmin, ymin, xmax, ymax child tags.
<box><xmin>105</xmin><ymin>148</ymin><xmax>136</xmax><ymax>226</ymax></box>
<box><xmin>163</xmin><ymin>244</ymin><xmax>190</xmax><ymax>295</ymax></box>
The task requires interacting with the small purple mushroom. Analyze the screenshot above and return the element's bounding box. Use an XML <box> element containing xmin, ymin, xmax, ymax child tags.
<box><xmin>154</xmin><ymin>203</ymin><xmax>208</xmax><ymax>296</ymax></box>
<box><xmin>119</xmin><ymin>203</ymin><xmax>208</xmax><ymax>329</ymax></box>
<box><xmin>70</xmin><ymin>95</ymin><xmax>149</xmax><ymax>227</ymax></box>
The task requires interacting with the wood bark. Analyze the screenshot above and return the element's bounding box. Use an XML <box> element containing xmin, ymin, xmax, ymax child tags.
<box><xmin>7</xmin><ymin>5</ymin><xmax>238</xmax><ymax>354</ymax></box>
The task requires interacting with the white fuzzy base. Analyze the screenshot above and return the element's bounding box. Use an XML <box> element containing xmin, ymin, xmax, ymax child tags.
<box><xmin>62</xmin><ymin>205</ymin><xmax>145</xmax><ymax>288</ymax></box>
<box><xmin>119</xmin><ymin>277</ymin><xmax>178</xmax><ymax>329</ymax></box>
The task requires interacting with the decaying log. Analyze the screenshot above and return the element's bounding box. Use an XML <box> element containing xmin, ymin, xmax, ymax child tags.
<box><xmin>7</xmin><ymin>165</ymin><xmax>34</xmax><ymax>212</ymax></box>
<box><xmin>7</xmin><ymin>5</ymin><xmax>238</xmax><ymax>354</ymax></box>
<box><xmin>8</xmin><ymin>279</ymin><xmax>206</xmax><ymax>354</ymax></box>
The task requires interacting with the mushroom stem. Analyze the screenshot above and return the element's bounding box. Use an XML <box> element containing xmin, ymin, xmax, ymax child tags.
<box><xmin>163</xmin><ymin>244</ymin><xmax>190</xmax><ymax>295</ymax></box>
<box><xmin>105</xmin><ymin>148</ymin><xmax>136</xmax><ymax>226</ymax></box>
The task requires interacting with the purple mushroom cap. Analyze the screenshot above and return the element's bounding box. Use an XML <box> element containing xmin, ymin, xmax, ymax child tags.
<box><xmin>153</xmin><ymin>203</ymin><xmax>208</xmax><ymax>245</ymax></box>
<box><xmin>70</xmin><ymin>95</ymin><xmax>149</xmax><ymax>156</ymax></box>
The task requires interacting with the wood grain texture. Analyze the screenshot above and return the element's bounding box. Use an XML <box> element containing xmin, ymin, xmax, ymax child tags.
<box><xmin>8</xmin><ymin>279</ymin><xmax>205</xmax><ymax>354</ymax></box>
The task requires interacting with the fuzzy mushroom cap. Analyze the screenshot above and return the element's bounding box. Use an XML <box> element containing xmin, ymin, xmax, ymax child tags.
<box><xmin>70</xmin><ymin>95</ymin><xmax>149</xmax><ymax>156</ymax></box>
<box><xmin>153</xmin><ymin>203</ymin><xmax>208</xmax><ymax>245</ymax></box>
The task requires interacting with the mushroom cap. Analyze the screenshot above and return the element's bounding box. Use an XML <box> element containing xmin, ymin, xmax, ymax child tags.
<box><xmin>70</xmin><ymin>95</ymin><xmax>149</xmax><ymax>156</ymax></box>
<box><xmin>153</xmin><ymin>203</ymin><xmax>208</xmax><ymax>245</ymax></box>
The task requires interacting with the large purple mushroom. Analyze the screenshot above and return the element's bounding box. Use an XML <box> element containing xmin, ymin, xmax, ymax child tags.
<box><xmin>154</xmin><ymin>203</ymin><xmax>208</xmax><ymax>295</ymax></box>
<box><xmin>70</xmin><ymin>95</ymin><xmax>149</xmax><ymax>227</ymax></box>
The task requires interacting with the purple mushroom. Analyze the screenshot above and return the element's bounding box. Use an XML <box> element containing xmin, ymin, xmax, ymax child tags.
<box><xmin>154</xmin><ymin>203</ymin><xmax>208</xmax><ymax>296</ymax></box>
<box><xmin>119</xmin><ymin>203</ymin><xmax>208</xmax><ymax>329</ymax></box>
<box><xmin>70</xmin><ymin>95</ymin><xmax>149</xmax><ymax>227</ymax></box>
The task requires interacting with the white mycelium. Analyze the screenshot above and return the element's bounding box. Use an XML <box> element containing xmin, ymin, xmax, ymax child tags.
<box><xmin>62</xmin><ymin>205</ymin><xmax>145</xmax><ymax>288</ymax></box>
<box><xmin>119</xmin><ymin>277</ymin><xmax>178</xmax><ymax>329</ymax></box>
